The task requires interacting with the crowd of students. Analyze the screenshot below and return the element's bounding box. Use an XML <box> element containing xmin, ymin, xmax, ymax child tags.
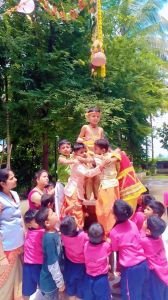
<box><xmin>0</xmin><ymin>107</ymin><xmax>168</xmax><ymax>300</ymax></box>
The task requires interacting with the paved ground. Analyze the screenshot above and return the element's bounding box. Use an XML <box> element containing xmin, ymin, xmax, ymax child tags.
<box><xmin>22</xmin><ymin>176</ymin><xmax>168</xmax><ymax>300</ymax></box>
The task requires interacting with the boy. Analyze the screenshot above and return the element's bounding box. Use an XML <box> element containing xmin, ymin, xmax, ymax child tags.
<box><xmin>60</xmin><ymin>216</ymin><xmax>88</xmax><ymax>299</ymax></box>
<box><xmin>94</xmin><ymin>139</ymin><xmax>121</xmax><ymax>234</ymax></box>
<box><xmin>35</xmin><ymin>207</ymin><xmax>65</xmax><ymax>299</ymax></box>
<box><xmin>141</xmin><ymin>216</ymin><xmax>168</xmax><ymax>300</ymax></box>
<box><xmin>62</xmin><ymin>142</ymin><xmax>109</xmax><ymax>228</ymax></box>
<box><xmin>77</xmin><ymin>107</ymin><xmax>104</xmax><ymax>200</ymax></box>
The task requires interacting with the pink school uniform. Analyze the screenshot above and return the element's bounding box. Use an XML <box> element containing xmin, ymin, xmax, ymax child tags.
<box><xmin>140</xmin><ymin>235</ymin><xmax>168</xmax><ymax>285</ymax></box>
<box><xmin>131</xmin><ymin>211</ymin><xmax>145</xmax><ymax>231</ymax></box>
<box><xmin>22</xmin><ymin>228</ymin><xmax>44</xmax><ymax>297</ymax></box>
<box><xmin>109</xmin><ymin>220</ymin><xmax>148</xmax><ymax>300</ymax></box>
<box><xmin>61</xmin><ymin>230</ymin><xmax>88</xmax><ymax>298</ymax></box>
<box><xmin>140</xmin><ymin>235</ymin><xmax>168</xmax><ymax>300</ymax></box>
<box><xmin>61</xmin><ymin>231</ymin><xmax>88</xmax><ymax>263</ymax></box>
<box><xmin>83</xmin><ymin>241</ymin><xmax>111</xmax><ymax>300</ymax></box>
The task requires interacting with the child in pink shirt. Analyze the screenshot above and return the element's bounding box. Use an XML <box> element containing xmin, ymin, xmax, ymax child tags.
<box><xmin>109</xmin><ymin>199</ymin><xmax>149</xmax><ymax>300</ymax></box>
<box><xmin>83</xmin><ymin>223</ymin><xmax>112</xmax><ymax>300</ymax></box>
<box><xmin>140</xmin><ymin>215</ymin><xmax>168</xmax><ymax>300</ymax></box>
<box><xmin>60</xmin><ymin>216</ymin><xmax>88</xmax><ymax>299</ymax></box>
<box><xmin>22</xmin><ymin>209</ymin><xmax>44</xmax><ymax>299</ymax></box>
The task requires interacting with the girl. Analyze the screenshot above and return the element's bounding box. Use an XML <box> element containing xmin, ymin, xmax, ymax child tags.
<box><xmin>109</xmin><ymin>199</ymin><xmax>149</xmax><ymax>300</ymax></box>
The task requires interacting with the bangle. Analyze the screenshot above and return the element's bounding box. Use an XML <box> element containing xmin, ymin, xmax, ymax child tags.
<box><xmin>0</xmin><ymin>256</ymin><xmax>6</xmax><ymax>261</ymax></box>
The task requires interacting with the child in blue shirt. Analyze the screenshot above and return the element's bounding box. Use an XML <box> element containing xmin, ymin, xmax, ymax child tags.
<box><xmin>35</xmin><ymin>207</ymin><xmax>65</xmax><ymax>299</ymax></box>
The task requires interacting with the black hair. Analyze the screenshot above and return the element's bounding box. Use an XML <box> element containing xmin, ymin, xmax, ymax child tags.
<box><xmin>87</xmin><ymin>107</ymin><xmax>101</xmax><ymax>113</ymax></box>
<box><xmin>41</xmin><ymin>193</ymin><xmax>54</xmax><ymax>208</ymax></box>
<box><xmin>113</xmin><ymin>199</ymin><xmax>133</xmax><ymax>222</ymax></box>
<box><xmin>35</xmin><ymin>207</ymin><xmax>49</xmax><ymax>229</ymax></box>
<box><xmin>142</xmin><ymin>194</ymin><xmax>156</xmax><ymax>207</ymax></box>
<box><xmin>73</xmin><ymin>142</ymin><xmax>86</xmax><ymax>153</ymax></box>
<box><xmin>60</xmin><ymin>216</ymin><xmax>77</xmax><ymax>237</ymax></box>
<box><xmin>88</xmin><ymin>223</ymin><xmax>104</xmax><ymax>244</ymax></box>
<box><xmin>58</xmin><ymin>139</ymin><xmax>71</xmax><ymax>149</ymax></box>
<box><xmin>24</xmin><ymin>209</ymin><xmax>38</xmax><ymax>224</ymax></box>
<box><xmin>0</xmin><ymin>168</ymin><xmax>11</xmax><ymax>191</ymax></box>
<box><xmin>147</xmin><ymin>215</ymin><xmax>166</xmax><ymax>238</ymax></box>
<box><xmin>34</xmin><ymin>169</ymin><xmax>48</xmax><ymax>181</ymax></box>
<box><xmin>147</xmin><ymin>200</ymin><xmax>165</xmax><ymax>217</ymax></box>
<box><xmin>94</xmin><ymin>139</ymin><xmax>109</xmax><ymax>152</ymax></box>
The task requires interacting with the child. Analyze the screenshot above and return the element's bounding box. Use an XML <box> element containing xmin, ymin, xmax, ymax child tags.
<box><xmin>109</xmin><ymin>199</ymin><xmax>149</xmax><ymax>300</ymax></box>
<box><xmin>41</xmin><ymin>193</ymin><xmax>55</xmax><ymax>209</ymax></box>
<box><xmin>83</xmin><ymin>223</ymin><xmax>112</xmax><ymax>300</ymax></box>
<box><xmin>35</xmin><ymin>207</ymin><xmax>65</xmax><ymax>299</ymax></box>
<box><xmin>62</xmin><ymin>142</ymin><xmax>109</xmax><ymax>228</ymax></box>
<box><xmin>77</xmin><ymin>107</ymin><xmax>104</xmax><ymax>153</ymax></box>
<box><xmin>140</xmin><ymin>216</ymin><xmax>168</xmax><ymax>300</ymax></box>
<box><xmin>131</xmin><ymin>194</ymin><xmax>156</xmax><ymax>231</ymax></box>
<box><xmin>77</xmin><ymin>107</ymin><xmax>104</xmax><ymax>200</ymax></box>
<box><xmin>116</xmin><ymin>148</ymin><xmax>146</xmax><ymax>212</ymax></box>
<box><xmin>22</xmin><ymin>209</ymin><xmax>44</xmax><ymax>300</ymax></box>
<box><xmin>94</xmin><ymin>139</ymin><xmax>121</xmax><ymax>234</ymax></box>
<box><xmin>60</xmin><ymin>216</ymin><xmax>88</xmax><ymax>300</ymax></box>
<box><xmin>144</xmin><ymin>200</ymin><xmax>165</xmax><ymax>218</ymax></box>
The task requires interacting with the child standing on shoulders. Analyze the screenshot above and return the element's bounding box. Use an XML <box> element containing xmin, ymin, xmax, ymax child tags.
<box><xmin>60</xmin><ymin>216</ymin><xmax>88</xmax><ymax>300</ymax></box>
<box><xmin>83</xmin><ymin>223</ymin><xmax>112</xmax><ymax>300</ymax></box>
<box><xmin>109</xmin><ymin>199</ymin><xmax>149</xmax><ymax>300</ymax></box>
<box><xmin>77</xmin><ymin>107</ymin><xmax>104</xmax><ymax>200</ymax></box>
<box><xmin>35</xmin><ymin>207</ymin><xmax>65</xmax><ymax>299</ymax></box>
<box><xmin>140</xmin><ymin>216</ymin><xmax>168</xmax><ymax>300</ymax></box>
<box><xmin>22</xmin><ymin>209</ymin><xmax>44</xmax><ymax>300</ymax></box>
<box><xmin>62</xmin><ymin>143</ymin><xmax>109</xmax><ymax>228</ymax></box>
<box><xmin>94</xmin><ymin>139</ymin><xmax>121</xmax><ymax>234</ymax></box>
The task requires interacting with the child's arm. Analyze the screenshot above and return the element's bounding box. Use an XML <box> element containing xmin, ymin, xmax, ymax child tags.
<box><xmin>58</xmin><ymin>156</ymin><xmax>78</xmax><ymax>165</ymax></box>
<box><xmin>77</xmin><ymin>125</ymin><xmax>87</xmax><ymax>142</ymax></box>
<box><xmin>100</xmin><ymin>127</ymin><xmax>104</xmax><ymax>138</ymax></box>
<box><xmin>45</xmin><ymin>236</ymin><xmax>65</xmax><ymax>292</ymax></box>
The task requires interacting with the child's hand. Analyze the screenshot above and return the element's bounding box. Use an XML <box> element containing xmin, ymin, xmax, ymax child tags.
<box><xmin>59</xmin><ymin>284</ymin><xmax>65</xmax><ymax>292</ymax></box>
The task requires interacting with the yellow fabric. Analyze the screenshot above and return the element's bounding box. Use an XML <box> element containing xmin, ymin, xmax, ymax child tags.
<box><xmin>96</xmin><ymin>186</ymin><xmax>119</xmax><ymax>234</ymax></box>
<box><xmin>61</xmin><ymin>192</ymin><xmax>84</xmax><ymax>229</ymax></box>
<box><xmin>117</xmin><ymin>166</ymin><xmax>135</xmax><ymax>180</ymax></box>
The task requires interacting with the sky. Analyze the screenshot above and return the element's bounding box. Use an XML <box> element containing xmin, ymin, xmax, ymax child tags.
<box><xmin>149</xmin><ymin>4</ymin><xmax>168</xmax><ymax>158</ymax></box>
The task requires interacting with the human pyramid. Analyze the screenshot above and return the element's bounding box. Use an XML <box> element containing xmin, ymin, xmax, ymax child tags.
<box><xmin>0</xmin><ymin>107</ymin><xmax>168</xmax><ymax>300</ymax></box>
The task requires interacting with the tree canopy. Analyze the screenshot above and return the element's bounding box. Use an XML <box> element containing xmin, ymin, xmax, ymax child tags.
<box><xmin>0</xmin><ymin>0</ymin><xmax>168</xmax><ymax>191</ymax></box>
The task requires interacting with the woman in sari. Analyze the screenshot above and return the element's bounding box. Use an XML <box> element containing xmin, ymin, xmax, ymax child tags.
<box><xmin>0</xmin><ymin>168</ymin><xmax>24</xmax><ymax>300</ymax></box>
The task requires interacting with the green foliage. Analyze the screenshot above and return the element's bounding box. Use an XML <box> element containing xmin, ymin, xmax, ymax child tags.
<box><xmin>0</xmin><ymin>0</ymin><xmax>167</xmax><ymax>190</ymax></box>
<box><xmin>157</xmin><ymin>122</ymin><xmax>168</xmax><ymax>151</ymax></box>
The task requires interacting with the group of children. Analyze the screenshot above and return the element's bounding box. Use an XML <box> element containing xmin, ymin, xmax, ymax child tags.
<box><xmin>22</xmin><ymin>107</ymin><xmax>168</xmax><ymax>300</ymax></box>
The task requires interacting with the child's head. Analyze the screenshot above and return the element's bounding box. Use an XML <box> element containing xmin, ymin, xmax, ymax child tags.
<box><xmin>58</xmin><ymin>139</ymin><xmax>71</xmax><ymax>157</ymax></box>
<box><xmin>145</xmin><ymin>215</ymin><xmax>166</xmax><ymax>238</ymax></box>
<box><xmin>113</xmin><ymin>199</ymin><xmax>133</xmax><ymax>223</ymax></box>
<box><xmin>94</xmin><ymin>139</ymin><xmax>109</xmax><ymax>155</ymax></box>
<box><xmin>140</xmin><ymin>194</ymin><xmax>156</xmax><ymax>210</ymax></box>
<box><xmin>88</xmin><ymin>223</ymin><xmax>104</xmax><ymax>244</ymax></box>
<box><xmin>35</xmin><ymin>207</ymin><xmax>58</xmax><ymax>230</ymax></box>
<box><xmin>73</xmin><ymin>142</ymin><xmax>87</xmax><ymax>157</ymax></box>
<box><xmin>85</xmin><ymin>107</ymin><xmax>101</xmax><ymax>126</ymax></box>
<box><xmin>60</xmin><ymin>216</ymin><xmax>77</xmax><ymax>237</ymax></box>
<box><xmin>41</xmin><ymin>193</ymin><xmax>54</xmax><ymax>209</ymax></box>
<box><xmin>144</xmin><ymin>200</ymin><xmax>165</xmax><ymax>218</ymax></box>
<box><xmin>24</xmin><ymin>209</ymin><xmax>39</xmax><ymax>229</ymax></box>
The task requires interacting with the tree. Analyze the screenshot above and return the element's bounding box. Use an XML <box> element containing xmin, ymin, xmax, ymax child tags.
<box><xmin>158</xmin><ymin>122</ymin><xmax>168</xmax><ymax>151</ymax></box>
